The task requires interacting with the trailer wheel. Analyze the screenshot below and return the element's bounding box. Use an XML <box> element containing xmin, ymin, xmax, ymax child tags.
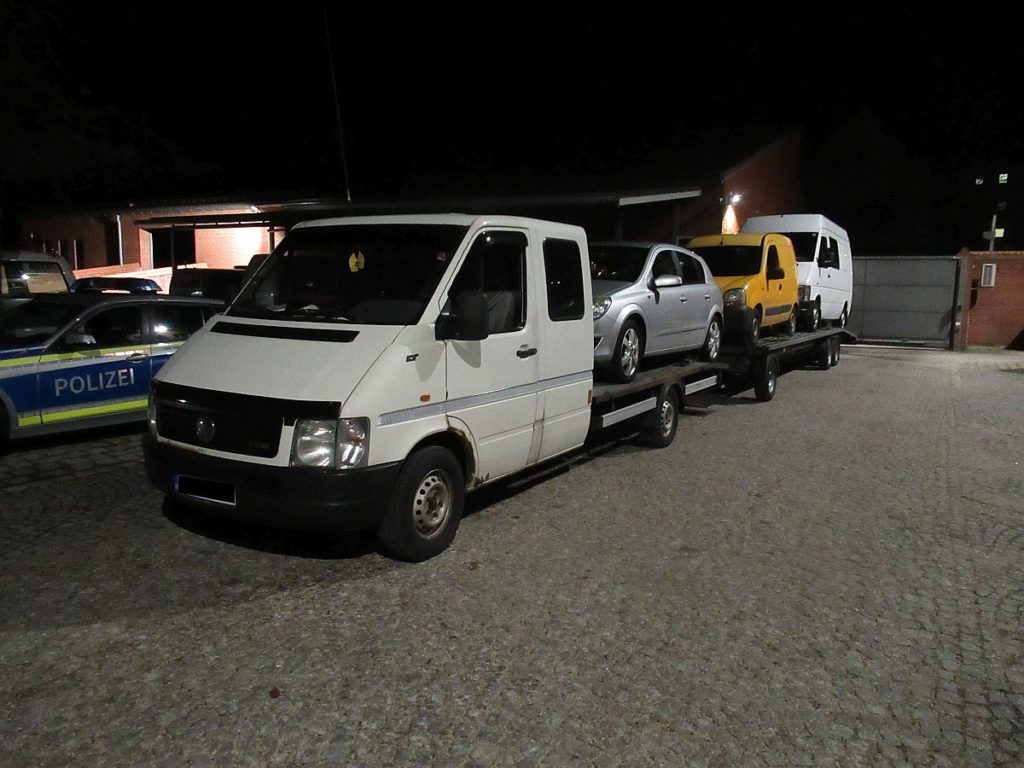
<box><xmin>639</xmin><ymin>386</ymin><xmax>680</xmax><ymax>448</ymax></box>
<box><xmin>817</xmin><ymin>339</ymin><xmax>831</xmax><ymax>370</ymax></box>
<box><xmin>377</xmin><ymin>446</ymin><xmax>464</xmax><ymax>562</ymax></box>
<box><xmin>754</xmin><ymin>355</ymin><xmax>779</xmax><ymax>402</ymax></box>
<box><xmin>829</xmin><ymin>336</ymin><xmax>841</xmax><ymax>367</ymax></box>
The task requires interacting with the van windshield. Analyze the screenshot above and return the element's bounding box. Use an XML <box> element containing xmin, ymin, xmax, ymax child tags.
<box><xmin>589</xmin><ymin>245</ymin><xmax>649</xmax><ymax>284</ymax></box>
<box><xmin>785</xmin><ymin>233</ymin><xmax>819</xmax><ymax>263</ymax></box>
<box><xmin>1</xmin><ymin>260</ymin><xmax>70</xmax><ymax>296</ymax></box>
<box><xmin>688</xmin><ymin>245</ymin><xmax>763</xmax><ymax>277</ymax></box>
<box><xmin>228</xmin><ymin>224</ymin><xmax>469</xmax><ymax>325</ymax></box>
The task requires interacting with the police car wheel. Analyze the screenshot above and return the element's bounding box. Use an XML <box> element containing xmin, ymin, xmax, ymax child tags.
<box><xmin>377</xmin><ymin>446</ymin><xmax>464</xmax><ymax>562</ymax></box>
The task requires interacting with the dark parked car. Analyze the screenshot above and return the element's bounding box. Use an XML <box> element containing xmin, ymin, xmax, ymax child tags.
<box><xmin>169</xmin><ymin>267</ymin><xmax>247</xmax><ymax>302</ymax></box>
<box><xmin>0</xmin><ymin>293</ymin><xmax>222</xmax><ymax>442</ymax></box>
<box><xmin>71</xmin><ymin>276</ymin><xmax>162</xmax><ymax>293</ymax></box>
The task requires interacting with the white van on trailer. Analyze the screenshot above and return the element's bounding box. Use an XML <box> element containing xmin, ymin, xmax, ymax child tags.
<box><xmin>144</xmin><ymin>215</ymin><xmax>720</xmax><ymax>561</ymax></box>
<box><xmin>740</xmin><ymin>214</ymin><xmax>853</xmax><ymax>329</ymax></box>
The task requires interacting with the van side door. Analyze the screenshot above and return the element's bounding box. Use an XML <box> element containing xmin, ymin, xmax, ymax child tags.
<box><xmin>818</xmin><ymin>235</ymin><xmax>839</xmax><ymax>316</ymax></box>
<box><xmin>536</xmin><ymin>234</ymin><xmax>592</xmax><ymax>461</ymax></box>
<box><xmin>443</xmin><ymin>229</ymin><xmax>540</xmax><ymax>480</ymax></box>
<box><xmin>763</xmin><ymin>242</ymin><xmax>792</xmax><ymax>322</ymax></box>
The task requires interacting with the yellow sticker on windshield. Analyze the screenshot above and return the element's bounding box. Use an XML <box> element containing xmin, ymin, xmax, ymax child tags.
<box><xmin>348</xmin><ymin>251</ymin><xmax>366</xmax><ymax>272</ymax></box>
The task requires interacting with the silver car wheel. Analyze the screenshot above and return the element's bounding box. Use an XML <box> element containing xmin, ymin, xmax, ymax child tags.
<box><xmin>412</xmin><ymin>470</ymin><xmax>452</xmax><ymax>538</ymax></box>
<box><xmin>706</xmin><ymin>320</ymin><xmax>721</xmax><ymax>360</ymax></box>
<box><xmin>621</xmin><ymin>326</ymin><xmax>640</xmax><ymax>377</ymax></box>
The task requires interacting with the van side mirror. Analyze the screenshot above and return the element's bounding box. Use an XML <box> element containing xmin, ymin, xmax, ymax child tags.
<box><xmin>768</xmin><ymin>266</ymin><xmax>785</xmax><ymax>280</ymax></box>
<box><xmin>436</xmin><ymin>290</ymin><xmax>489</xmax><ymax>341</ymax></box>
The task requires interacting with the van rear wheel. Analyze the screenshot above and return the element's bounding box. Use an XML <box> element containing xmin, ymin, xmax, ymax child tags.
<box><xmin>806</xmin><ymin>300</ymin><xmax>821</xmax><ymax>331</ymax></box>
<box><xmin>754</xmin><ymin>355</ymin><xmax>779</xmax><ymax>402</ymax></box>
<box><xmin>377</xmin><ymin>446</ymin><xmax>464</xmax><ymax>561</ymax></box>
<box><xmin>783</xmin><ymin>307</ymin><xmax>797</xmax><ymax>336</ymax></box>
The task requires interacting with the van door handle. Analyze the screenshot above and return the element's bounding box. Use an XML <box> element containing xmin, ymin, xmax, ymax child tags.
<box><xmin>704</xmin><ymin>294</ymin><xmax>710</xmax><ymax>300</ymax></box>
<box><xmin>517</xmin><ymin>346</ymin><xmax>537</xmax><ymax>358</ymax></box>
<box><xmin>679</xmin><ymin>296</ymin><xmax>687</xmax><ymax>302</ymax></box>
<box><xmin>127</xmin><ymin>352</ymin><xmax>148</xmax><ymax>362</ymax></box>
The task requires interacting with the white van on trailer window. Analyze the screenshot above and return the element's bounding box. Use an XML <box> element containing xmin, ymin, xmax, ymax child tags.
<box><xmin>740</xmin><ymin>214</ymin><xmax>853</xmax><ymax>329</ymax></box>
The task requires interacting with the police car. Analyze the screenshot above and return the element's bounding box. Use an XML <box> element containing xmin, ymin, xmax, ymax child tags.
<box><xmin>0</xmin><ymin>293</ymin><xmax>222</xmax><ymax>442</ymax></box>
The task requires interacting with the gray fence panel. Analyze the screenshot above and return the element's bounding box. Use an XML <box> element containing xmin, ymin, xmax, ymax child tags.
<box><xmin>850</xmin><ymin>256</ymin><xmax>959</xmax><ymax>346</ymax></box>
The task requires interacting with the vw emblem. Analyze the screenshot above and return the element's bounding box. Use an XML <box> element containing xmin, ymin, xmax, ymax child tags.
<box><xmin>195</xmin><ymin>415</ymin><xmax>216</xmax><ymax>444</ymax></box>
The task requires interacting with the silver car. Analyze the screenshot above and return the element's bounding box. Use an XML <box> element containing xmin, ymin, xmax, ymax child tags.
<box><xmin>591</xmin><ymin>242</ymin><xmax>724</xmax><ymax>382</ymax></box>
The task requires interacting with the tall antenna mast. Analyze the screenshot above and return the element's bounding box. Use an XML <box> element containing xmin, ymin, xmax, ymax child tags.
<box><xmin>323</xmin><ymin>6</ymin><xmax>353</xmax><ymax>209</ymax></box>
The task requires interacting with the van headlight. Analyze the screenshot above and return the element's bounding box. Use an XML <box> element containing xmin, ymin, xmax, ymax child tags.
<box><xmin>291</xmin><ymin>417</ymin><xmax>370</xmax><ymax>469</ymax></box>
<box><xmin>593</xmin><ymin>296</ymin><xmax>612</xmax><ymax>319</ymax></box>
<box><xmin>722</xmin><ymin>288</ymin><xmax>747</xmax><ymax>307</ymax></box>
<box><xmin>147</xmin><ymin>396</ymin><xmax>158</xmax><ymax>437</ymax></box>
<box><xmin>798</xmin><ymin>285</ymin><xmax>811</xmax><ymax>302</ymax></box>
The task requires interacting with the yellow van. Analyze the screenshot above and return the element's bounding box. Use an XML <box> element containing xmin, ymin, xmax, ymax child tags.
<box><xmin>687</xmin><ymin>233</ymin><xmax>799</xmax><ymax>343</ymax></box>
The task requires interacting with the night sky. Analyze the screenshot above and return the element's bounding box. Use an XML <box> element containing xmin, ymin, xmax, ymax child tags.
<box><xmin>2</xmin><ymin>2</ymin><xmax>1022</xmax><ymax>253</ymax></box>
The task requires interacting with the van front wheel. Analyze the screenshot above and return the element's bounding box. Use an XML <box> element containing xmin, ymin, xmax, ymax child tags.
<box><xmin>377</xmin><ymin>446</ymin><xmax>464</xmax><ymax>562</ymax></box>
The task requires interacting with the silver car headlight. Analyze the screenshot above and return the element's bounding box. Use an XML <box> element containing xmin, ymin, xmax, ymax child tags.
<box><xmin>722</xmin><ymin>288</ymin><xmax>747</xmax><ymax>307</ymax></box>
<box><xmin>291</xmin><ymin>417</ymin><xmax>370</xmax><ymax>469</ymax></box>
<box><xmin>593</xmin><ymin>296</ymin><xmax>612</xmax><ymax>320</ymax></box>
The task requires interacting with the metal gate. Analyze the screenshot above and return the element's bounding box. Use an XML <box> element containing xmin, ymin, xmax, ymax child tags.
<box><xmin>849</xmin><ymin>256</ymin><xmax>961</xmax><ymax>347</ymax></box>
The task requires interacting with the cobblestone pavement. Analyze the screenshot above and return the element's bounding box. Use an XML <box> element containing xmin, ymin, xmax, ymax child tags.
<box><xmin>1</xmin><ymin>346</ymin><xmax>1022</xmax><ymax>767</ymax></box>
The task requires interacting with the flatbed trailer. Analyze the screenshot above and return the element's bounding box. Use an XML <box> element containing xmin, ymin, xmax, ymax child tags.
<box><xmin>589</xmin><ymin>360</ymin><xmax>726</xmax><ymax>447</ymax></box>
<box><xmin>718</xmin><ymin>327</ymin><xmax>858</xmax><ymax>401</ymax></box>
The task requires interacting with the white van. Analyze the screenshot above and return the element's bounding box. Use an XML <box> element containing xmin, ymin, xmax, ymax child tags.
<box><xmin>144</xmin><ymin>215</ymin><xmax>722</xmax><ymax>561</ymax></box>
<box><xmin>740</xmin><ymin>214</ymin><xmax>853</xmax><ymax>329</ymax></box>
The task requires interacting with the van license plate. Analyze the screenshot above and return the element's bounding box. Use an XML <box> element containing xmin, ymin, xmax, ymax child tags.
<box><xmin>176</xmin><ymin>475</ymin><xmax>236</xmax><ymax>505</ymax></box>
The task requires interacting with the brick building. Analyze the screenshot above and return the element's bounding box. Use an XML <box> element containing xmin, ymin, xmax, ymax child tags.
<box><xmin>960</xmin><ymin>250</ymin><xmax>1024</xmax><ymax>349</ymax></box>
<box><xmin>16</xmin><ymin>129</ymin><xmax>807</xmax><ymax>279</ymax></box>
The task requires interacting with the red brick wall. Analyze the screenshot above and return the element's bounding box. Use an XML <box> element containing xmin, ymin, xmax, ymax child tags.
<box><xmin>195</xmin><ymin>227</ymin><xmax>273</xmax><ymax>268</ymax></box>
<box><xmin>674</xmin><ymin>130</ymin><xmax>807</xmax><ymax>241</ymax></box>
<box><xmin>19</xmin><ymin>213</ymin><xmax>110</xmax><ymax>269</ymax></box>
<box><xmin>963</xmin><ymin>251</ymin><xmax>1024</xmax><ymax>348</ymax></box>
<box><xmin>729</xmin><ymin>131</ymin><xmax>807</xmax><ymax>229</ymax></box>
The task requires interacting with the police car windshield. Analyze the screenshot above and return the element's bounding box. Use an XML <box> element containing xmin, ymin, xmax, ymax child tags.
<box><xmin>0</xmin><ymin>301</ymin><xmax>81</xmax><ymax>347</ymax></box>
<box><xmin>229</xmin><ymin>224</ymin><xmax>469</xmax><ymax>324</ymax></box>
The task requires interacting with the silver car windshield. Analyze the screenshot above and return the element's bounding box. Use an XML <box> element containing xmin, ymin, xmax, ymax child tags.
<box><xmin>229</xmin><ymin>224</ymin><xmax>468</xmax><ymax>325</ymax></box>
<box><xmin>589</xmin><ymin>245</ymin><xmax>649</xmax><ymax>284</ymax></box>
